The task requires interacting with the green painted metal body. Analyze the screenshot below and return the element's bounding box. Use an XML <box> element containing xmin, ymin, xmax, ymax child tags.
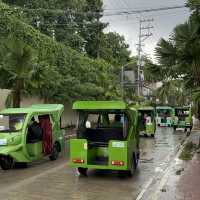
<box><xmin>0</xmin><ymin>104</ymin><xmax>64</xmax><ymax>163</ymax></box>
<box><xmin>156</xmin><ymin>106</ymin><xmax>173</xmax><ymax>127</ymax></box>
<box><xmin>69</xmin><ymin>101</ymin><xmax>139</xmax><ymax>171</ymax></box>
<box><xmin>132</xmin><ymin>105</ymin><xmax>156</xmax><ymax>136</ymax></box>
<box><xmin>72</xmin><ymin>101</ymin><xmax>126</xmax><ymax>110</ymax></box>
<box><xmin>172</xmin><ymin>106</ymin><xmax>192</xmax><ymax>129</ymax></box>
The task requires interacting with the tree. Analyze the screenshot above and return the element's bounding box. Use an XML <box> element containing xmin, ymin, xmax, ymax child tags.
<box><xmin>0</xmin><ymin>2</ymin><xmax>121</xmax><ymax>103</ymax></box>
<box><xmin>0</xmin><ymin>36</ymin><xmax>37</xmax><ymax>107</ymax></box>
<box><xmin>78</xmin><ymin>0</ymin><xmax>107</xmax><ymax>58</ymax></box>
<box><xmin>2</xmin><ymin>0</ymin><xmax>87</xmax><ymax>52</ymax></box>
<box><xmin>147</xmin><ymin>0</ymin><xmax>200</xmax><ymax>113</ymax></box>
<box><xmin>99</xmin><ymin>32</ymin><xmax>131</xmax><ymax>67</ymax></box>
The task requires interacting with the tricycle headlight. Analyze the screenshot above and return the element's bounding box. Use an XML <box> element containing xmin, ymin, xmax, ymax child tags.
<box><xmin>0</xmin><ymin>139</ymin><xmax>7</xmax><ymax>146</ymax></box>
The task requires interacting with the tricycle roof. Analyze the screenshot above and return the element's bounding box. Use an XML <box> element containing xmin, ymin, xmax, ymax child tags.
<box><xmin>0</xmin><ymin>104</ymin><xmax>64</xmax><ymax>114</ymax></box>
<box><xmin>131</xmin><ymin>105</ymin><xmax>154</xmax><ymax>111</ymax></box>
<box><xmin>156</xmin><ymin>106</ymin><xmax>173</xmax><ymax>110</ymax></box>
<box><xmin>72</xmin><ymin>101</ymin><xmax>127</xmax><ymax>110</ymax></box>
<box><xmin>138</xmin><ymin>107</ymin><xmax>154</xmax><ymax>111</ymax></box>
<box><xmin>174</xmin><ymin>106</ymin><xmax>190</xmax><ymax>110</ymax></box>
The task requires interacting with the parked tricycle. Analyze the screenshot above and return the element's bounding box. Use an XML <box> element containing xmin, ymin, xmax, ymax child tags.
<box><xmin>172</xmin><ymin>106</ymin><xmax>192</xmax><ymax>135</ymax></box>
<box><xmin>156</xmin><ymin>106</ymin><xmax>173</xmax><ymax>127</ymax></box>
<box><xmin>69</xmin><ymin>101</ymin><xmax>140</xmax><ymax>177</ymax></box>
<box><xmin>0</xmin><ymin>104</ymin><xmax>64</xmax><ymax>170</ymax></box>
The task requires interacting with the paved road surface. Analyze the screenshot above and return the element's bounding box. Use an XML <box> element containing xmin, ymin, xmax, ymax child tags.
<box><xmin>0</xmin><ymin>128</ymin><xmax>186</xmax><ymax>200</ymax></box>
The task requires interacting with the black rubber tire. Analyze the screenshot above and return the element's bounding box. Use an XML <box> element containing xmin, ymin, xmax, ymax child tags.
<box><xmin>0</xmin><ymin>156</ymin><xmax>14</xmax><ymax>170</ymax></box>
<box><xmin>49</xmin><ymin>143</ymin><xmax>59</xmax><ymax>161</ymax></box>
<box><xmin>78</xmin><ymin>167</ymin><xmax>88</xmax><ymax>176</ymax></box>
<box><xmin>127</xmin><ymin>154</ymin><xmax>138</xmax><ymax>177</ymax></box>
<box><xmin>173</xmin><ymin>126</ymin><xmax>176</xmax><ymax>131</ymax></box>
<box><xmin>133</xmin><ymin>153</ymin><xmax>138</xmax><ymax>169</ymax></box>
<box><xmin>186</xmin><ymin>131</ymin><xmax>190</xmax><ymax>137</ymax></box>
<box><xmin>151</xmin><ymin>134</ymin><xmax>155</xmax><ymax>137</ymax></box>
<box><xmin>15</xmin><ymin>162</ymin><xmax>28</xmax><ymax>168</ymax></box>
<box><xmin>184</xmin><ymin>128</ymin><xmax>187</xmax><ymax>132</ymax></box>
<box><xmin>118</xmin><ymin>170</ymin><xmax>129</xmax><ymax>178</ymax></box>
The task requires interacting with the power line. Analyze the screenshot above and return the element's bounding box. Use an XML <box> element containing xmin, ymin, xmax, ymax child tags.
<box><xmin>103</xmin><ymin>5</ymin><xmax>187</xmax><ymax>16</ymax></box>
<box><xmin>4</xmin><ymin>5</ymin><xmax>187</xmax><ymax>17</ymax></box>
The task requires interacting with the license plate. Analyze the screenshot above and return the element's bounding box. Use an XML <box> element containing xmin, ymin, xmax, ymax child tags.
<box><xmin>112</xmin><ymin>142</ymin><xmax>124</xmax><ymax>148</ymax></box>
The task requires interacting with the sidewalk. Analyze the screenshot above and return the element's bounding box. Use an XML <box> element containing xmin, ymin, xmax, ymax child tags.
<box><xmin>177</xmin><ymin>152</ymin><xmax>200</xmax><ymax>200</ymax></box>
<box><xmin>153</xmin><ymin>131</ymin><xmax>200</xmax><ymax>200</ymax></box>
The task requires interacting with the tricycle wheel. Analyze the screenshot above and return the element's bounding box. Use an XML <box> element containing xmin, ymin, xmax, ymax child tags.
<box><xmin>78</xmin><ymin>167</ymin><xmax>87</xmax><ymax>176</ymax></box>
<box><xmin>186</xmin><ymin>128</ymin><xmax>191</xmax><ymax>136</ymax></box>
<box><xmin>173</xmin><ymin>126</ymin><xmax>176</xmax><ymax>131</ymax></box>
<box><xmin>118</xmin><ymin>170</ymin><xmax>129</xmax><ymax>178</ymax></box>
<box><xmin>49</xmin><ymin>143</ymin><xmax>59</xmax><ymax>161</ymax></box>
<box><xmin>184</xmin><ymin>128</ymin><xmax>187</xmax><ymax>132</ymax></box>
<box><xmin>15</xmin><ymin>162</ymin><xmax>28</xmax><ymax>168</ymax></box>
<box><xmin>151</xmin><ymin>134</ymin><xmax>155</xmax><ymax>137</ymax></box>
<box><xmin>127</xmin><ymin>154</ymin><xmax>138</xmax><ymax>177</ymax></box>
<box><xmin>186</xmin><ymin>131</ymin><xmax>190</xmax><ymax>137</ymax></box>
<box><xmin>0</xmin><ymin>156</ymin><xmax>14</xmax><ymax>170</ymax></box>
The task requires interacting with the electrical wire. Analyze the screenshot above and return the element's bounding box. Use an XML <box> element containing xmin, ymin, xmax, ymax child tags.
<box><xmin>4</xmin><ymin>4</ymin><xmax>187</xmax><ymax>17</ymax></box>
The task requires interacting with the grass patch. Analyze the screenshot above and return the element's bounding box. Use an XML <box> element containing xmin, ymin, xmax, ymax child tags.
<box><xmin>179</xmin><ymin>142</ymin><xmax>197</xmax><ymax>161</ymax></box>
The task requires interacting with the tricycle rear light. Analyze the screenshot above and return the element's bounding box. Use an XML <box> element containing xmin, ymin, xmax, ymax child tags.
<box><xmin>111</xmin><ymin>160</ymin><xmax>124</xmax><ymax>166</ymax></box>
<box><xmin>73</xmin><ymin>159</ymin><xmax>84</xmax><ymax>164</ymax></box>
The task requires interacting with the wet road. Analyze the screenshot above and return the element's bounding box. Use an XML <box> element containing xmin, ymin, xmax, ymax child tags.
<box><xmin>0</xmin><ymin>128</ymin><xmax>187</xmax><ymax>200</ymax></box>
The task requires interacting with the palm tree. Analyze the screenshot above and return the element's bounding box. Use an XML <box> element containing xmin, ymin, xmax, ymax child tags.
<box><xmin>156</xmin><ymin>18</ymin><xmax>200</xmax><ymax>88</ymax></box>
<box><xmin>0</xmin><ymin>36</ymin><xmax>37</xmax><ymax>107</ymax></box>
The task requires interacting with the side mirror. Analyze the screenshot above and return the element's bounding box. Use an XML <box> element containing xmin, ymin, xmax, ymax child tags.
<box><xmin>85</xmin><ymin>121</ymin><xmax>91</xmax><ymax>128</ymax></box>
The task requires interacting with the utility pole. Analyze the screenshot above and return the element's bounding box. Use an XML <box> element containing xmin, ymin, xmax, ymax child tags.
<box><xmin>136</xmin><ymin>18</ymin><xmax>154</xmax><ymax>96</ymax></box>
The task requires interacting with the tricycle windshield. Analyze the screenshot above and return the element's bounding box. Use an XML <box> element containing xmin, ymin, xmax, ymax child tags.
<box><xmin>0</xmin><ymin>114</ymin><xmax>26</xmax><ymax>132</ymax></box>
<box><xmin>77</xmin><ymin>111</ymin><xmax>128</xmax><ymax>141</ymax></box>
<box><xmin>157</xmin><ymin>109</ymin><xmax>171</xmax><ymax>117</ymax></box>
<box><xmin>175</xmin><ymin>109</ymin><xmax>189</xmax><ymax>117</ymax></box>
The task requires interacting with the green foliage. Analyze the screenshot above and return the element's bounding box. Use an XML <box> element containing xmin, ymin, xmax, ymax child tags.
<box><xmin>179</xmin><ymin>141</ymin><xmax>197</xmax><ymax>161</ymax></box>
<box><xmin>0</xmin><ymin>2</ymin><xmax>120</xmax><ymax>105</ymax></box>
<box><xmin>155</xmin><ymin>80</ymin><xmax>190</xmax><ymax>106</ymax></box>
<box><xmin>0</xmin><ymin>36</ymin><xmax>38</xmax><ymax>107</ymax></box>
<box><xmin>150</xmin><ymin>2</ymin><xmax>200</xmax><ymax>108</ymax></box>
<box><xmin>99</xmin><ymin>32</ymin><xmax>131</xmax><ymax>67</ymax></box>
<box><xmin>0</xmin><ymin>0</ymin><xmax>134</xmax><ymax>107</ymax></box>
<box><xmin>143</xmin><ymin>58</ymin><xmax>164</xmax><ymax>82</ymax></box>
<box><xmin>187</xmin><ymin>0</ymin><xmax>200</xmax><ymax>12</ymax></box>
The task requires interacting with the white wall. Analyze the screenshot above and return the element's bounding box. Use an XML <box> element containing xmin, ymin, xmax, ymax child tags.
<box><xmin>0</xmin><ymin>89</ymin><xmax>78</xmax><ymax>127</ymax></box>
<box><xmin>0</xmin><ymin>89</ymin><xmax>10</xmax><ymax>110</ymax></box>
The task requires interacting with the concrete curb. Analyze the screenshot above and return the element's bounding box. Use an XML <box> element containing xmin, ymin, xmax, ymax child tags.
<box><xmin>136</xmin><ymin>132</ymin><xmax>192</xmax><ymax>200</ymax></box>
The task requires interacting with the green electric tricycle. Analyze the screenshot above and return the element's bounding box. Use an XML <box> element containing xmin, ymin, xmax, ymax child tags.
<box><xmin>172</xmin><ymin>106</ymin><xmax>192</xmax><ymax>134</ymax></box>
<box><xmin>156</xmin><ymin>106</ymin><xmax>173</xmax><ymax>127</ymax></box>
<box><xmin>0</xmin><ymin>104</ymin><xmax>64</xmax><ymax>170</ymax></box>
<box><xmin>69</xmin><ymin>101</ymin><xmax>140</xmax><ymax>176</ymax></box>
<box><xmin>133</xmin><ymin>106</ymin><xmax>156</xmax><ymax>137</ymax></box>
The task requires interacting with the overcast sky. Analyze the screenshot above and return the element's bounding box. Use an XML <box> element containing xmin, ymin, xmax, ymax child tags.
<box><xmin>102</xmin><ymin>0</ymin><xmax>190</xmax><ymax>61</ymax></box>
